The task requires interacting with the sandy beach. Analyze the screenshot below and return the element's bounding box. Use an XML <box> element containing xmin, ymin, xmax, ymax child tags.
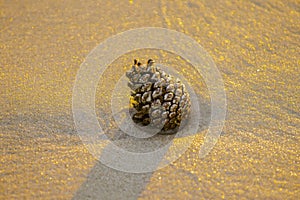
<box><xmin>1</xmin><ymin>0</ymin><xmax>299</xmax><ymax>199</ymax></box>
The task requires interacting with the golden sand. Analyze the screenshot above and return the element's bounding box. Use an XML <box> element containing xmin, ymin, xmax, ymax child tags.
<box><xmin>1</xmin><ymin>0</ymin><xmax>299</xmax><ymax>199</ymax></box>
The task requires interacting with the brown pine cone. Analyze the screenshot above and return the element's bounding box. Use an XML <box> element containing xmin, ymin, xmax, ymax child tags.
<box><xmin>126</xmin><ymin>59</ymin><xmax>191</xmax><ymax>134</ymax></box>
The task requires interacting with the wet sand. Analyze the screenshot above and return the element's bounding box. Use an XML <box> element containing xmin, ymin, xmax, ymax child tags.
<box><xmin>1</xmin><ymin>0</ymin><xmax>299</xmax><ymax>199</ymax></box>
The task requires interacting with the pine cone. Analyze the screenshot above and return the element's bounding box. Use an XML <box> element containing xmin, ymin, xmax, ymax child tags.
<box><xmin>126</xmin><ymin>59</ymin><xmax>191</xmax><ymax>134</ymax></box>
